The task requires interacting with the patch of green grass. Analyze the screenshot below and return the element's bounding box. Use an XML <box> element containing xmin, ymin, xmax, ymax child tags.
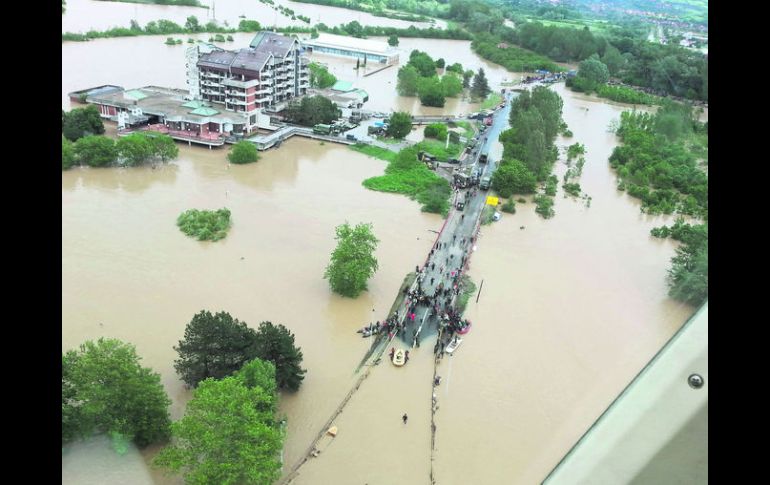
<box><xmin>362</xmin><ymin>146</ymin><xmax>451</xmax><ymax>216</ymax></box>
<box><xmin>451</xmin><ymin>120</ymin><xmax>475</xmax><ymax>138</ymax></box>
<box><xmin>377</xmin><ymin>136</ymin><xmax>404</xmax><ymax>145</ymax></box>
<box><xmin>349</xmin><ymin>143</ymin><xmax>397</xmax><ymax>163</ymax></box>
<box><xmin>479</xmin><ymin>92</ymin><xmax>503</xmax><ymax>110</ymax></box>
<box><xmin>414</xmin><ymin>139</ymin><xmax>463</xmax><ymax>161</ymax></box>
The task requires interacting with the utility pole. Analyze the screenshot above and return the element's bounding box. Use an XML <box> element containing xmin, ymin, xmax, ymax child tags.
<box><xmin>476</xmin><ymin>279</ymin><xmax>484</xmax><ymax>303</ymax></box>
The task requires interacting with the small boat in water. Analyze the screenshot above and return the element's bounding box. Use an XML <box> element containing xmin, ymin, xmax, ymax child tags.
<box><xmin>457</xmin><ymin>321</ymin><xmax>472</xmax><ymax>335</ymax></box>
<box><xmin>445</xmin><ymin>337</ymin><xmax>463</xmax><ymax>354</ymax></box>
<box><xmin>392</xmin><ymin>349</ymin><xmax>406</xmax><ymax>366</ymax></box>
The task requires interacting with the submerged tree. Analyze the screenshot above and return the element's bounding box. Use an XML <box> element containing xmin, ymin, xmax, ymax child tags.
<box><xmin>62</xmin><ymin>338</ymin><xmax>171</xmax><ymax>448</ymax></box>
<box><xmin>253</xmin><ymin>321</ymin><xmax>306</xmax><ymax>391</ymax></box>
<box><xmin>471</xmin><ymin>67</ymin><xmax>490</xmax><ymax>99</ymax></box>
<box><xmin>324</xmin><ymin>222</ymin><xmax>379</xmax><ymax>298</ymax></box>
<box><xmin>174</xmin><ymin>311</ymin><xmax>306</xmax><ymax>391</ymax></box>
<box><xmin>154</xmin><ymin>359</ymin><xmax>283</xmax><ymax>484</ymax></box>
<box><xmin>62</xmin><ymin>105</ymin><xmax>105</xmax><ymax>141</ymax></box>
<box><xmin>174</xmin><ymin>310</ymin><xmax>258</xmax><ymax>388</ymax></box>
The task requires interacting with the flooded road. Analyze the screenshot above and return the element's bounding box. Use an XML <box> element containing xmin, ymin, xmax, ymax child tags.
<box><xmin>63</xmin><ymin>24</ymin><xmax>696</xmax><ymax>485</ymax></box>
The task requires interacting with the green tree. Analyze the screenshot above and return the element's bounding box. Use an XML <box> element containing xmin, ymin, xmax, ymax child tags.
<box><xmin>153</xmin><ymin>360</ymin><xmax>282</xmax><ymax>485</ymax></box>
<box><xmin>471</xmin><ymin>68</ymin><xmax>490</xmax><ymax>99</ymax></box>
<box><xmin>462</xmin><ymin>69</ymin><xmax>474</xmax><ymax>88</ymax></box>
<box><xmin>184</xmin><ymin>16</ymin><xmax>200</xmax><ymax>32</ymax></box>
<box><xmin>387</xmin><ymin>34</ymin><xmax>399</xmax><ymax>46</ymax></box>
<box><xmin>667</xmin><ymin>241</ymin><xmax>708</xmax><ymax>305</ymax></box>
<box><xmin>408</xmin><ymin>49</ymin><xmax>437</xmax><ymax>77</ymax></box>
<box><xmin>424</xmin><ymin>123</ymin><xmax>448</xmax><ymax>140</ymax></box>
<box><xmin>74</xmin><ymin>135</ymin><xmax>117</xmax><ymax>167</ymax></box>
<box><xmin>601</xmin><ymin>44</ymin><xmax>625</xmax><ymax>76</ymax></box>
<box><xmin>324</xmin><ymin>222</ymin><xmax>379</xmax><ymax>298</ymax></box>
<box><xmin>117</xmin><ymin>133</ymin><xmax>154</xmax><ymax>166</ymax></box>
<box><xmin>62</xmin><ymin>338</ymin><xmax>171</xmax><ymax>447</ymax></box>
<box><xmin>578</xmin><ymin>55</ymin><xmax>610</xmax><ymax>88</ymax></box>
<box><xmin>397</xmin><ymin>65</ymin><xmax>420</xmax><ymax>96</ymax></box>
<box><xmin>530</xmin><ymin>86</ymin><xmax>564</xmax><ymax>143</ymax></box>
<box><xmin>227</xmin><ymin>141</ymin><xmax>259</xmax><ymax>164</ymax></box>
<box><xmin>446</xmin><ymin>62</ymin><xmax>464</xmax><ymax>74</ymax></box>
<box><xmin>308</xmin><ymin>62</ymin><xmax>337</xmax><ymax>88</ymax></box>
<box><xmin>441</xmin><ymin>73</ymin><xmax>463</xmax><ymax>98</ymax></box>
<box><xmin>253</xmin><ymin>322</ymin><xmax>306</xmax><ymax>391</ymax></box>
<box><xmin>62</xmin><ymin>105</ymin><xmax>105</xmax><ymax>141</ymax></box>
<box><xmin>491</xmin><ymin>159</ymin><xmax>538</xmax><ymax>197</ymax></box>
<box><xmin>173</xmin><ymin>310</ymin><xmax>258</xmax><ymax>388</ymax></box>
<box><xmin>386</xmin><ymin>111</ymin><xmax>413</xmax><ymax>139</ymax></box>
<box><xmin>417</xmin><ymin>76</ymin><xmax>446</xmax><ymax>107</ymax></box>
<box><xmin>435</xmin><ymin>58</ymin><xmax>445</xmax><ymax>69</ymax></box>
<box><xmin>149</xmin><ymin>134</ymin><xmax>179</xmax><ymax>161</ymax></box>
<box><xmin>283</xmin><ymin>95</ymin><xmax>341</xmax><ymax>126</ymax></box>
<box><xmin>62</xmin><ymin>136</ymin><xmax>76</xmax><ymax>170</ymax></box>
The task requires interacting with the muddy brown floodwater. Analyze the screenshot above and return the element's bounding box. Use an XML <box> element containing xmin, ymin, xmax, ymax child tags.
<box><xmin>62</xmin><ymin>29</ymin><xmax>696</xmax><ymax>485</ymax></box>
<box><xmin>62</xmin><ymin>0</ymin><xmax>442</xmax><ymax>34</ymax></box>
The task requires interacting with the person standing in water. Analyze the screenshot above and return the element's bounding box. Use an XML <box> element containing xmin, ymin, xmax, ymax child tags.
<box><xmin>402</xmin><ymin>413</ymin><xmax>408</xmax><ymax>424</ymax></box>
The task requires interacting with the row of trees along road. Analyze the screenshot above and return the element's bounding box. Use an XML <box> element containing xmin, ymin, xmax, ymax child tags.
<box><xmin>493</xmin><ymin>86</ymin><xmax>563</xmax><ymax>200</ymax></box>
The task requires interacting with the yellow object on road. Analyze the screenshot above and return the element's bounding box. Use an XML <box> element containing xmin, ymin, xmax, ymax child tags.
<box><xmin>486</xmin><ymin>196</ymin><xmax>499</xmax><ymax>206</ymax></box>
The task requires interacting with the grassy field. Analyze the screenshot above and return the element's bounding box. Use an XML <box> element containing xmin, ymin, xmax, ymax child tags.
<box><xmin>480</xmin><ymin>92</ymin><xmax>503</xmax><ymax>110</ymax></box>
<box><xmin>414</xmin><ymin>139</ymin><xmax>463</xmax><ymax>161</ymax></box>
<box><xmin>349</xmin><ymin>144</ymin><xmax>398</xmax><ymax>163</ymax></box>
<box><xmin>525</xmin><ymin>17</ymin><xmax>612</xmax><ymax>35</ymax></box>
<box><xmin>451</xmin><ymin>120</ymin><xmax>476</xmax><ymax>138</ymax></box>
<box><xmin>359</xmin><ymin>146</ymin><xmax>452</xmax><ymax>215</ymax></box>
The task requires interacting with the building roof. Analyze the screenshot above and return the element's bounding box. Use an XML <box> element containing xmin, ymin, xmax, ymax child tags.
<box><xmin>125</xmin><ymin>89</ymin><xmax>148</xmax><ymax>100</ymax></box>
<box><xmin>305</xmin><ymin>33</ymin><xmax>395</xmax><ymax>56</ymax></box>
<box><xmin>331</xmin><ymin>80</ymin><xmax>355</xmax><ymax>92</ymax></box>
<box><xmin>198</xmin><ymin>50</ymin><xmax>237</xmax><ymax>70</ymax></box>
<box><xmin>190</xmin><ymin>106</ymin><xmax>220</xmax><ymax>116</ymax></box>
<box><xmin>232</xmin><ymin>48</ymin><xmax>271</xmax><ymax>72</ymax></box>
<box><xmin>250</xmin><ymin>31</ymin><xmax>296</xmax><ymax>58</ymax></box>
<box><xmin>182</xmin><ymin>100</ymin><xmax>208</xmax><ymax>109</ymax></box>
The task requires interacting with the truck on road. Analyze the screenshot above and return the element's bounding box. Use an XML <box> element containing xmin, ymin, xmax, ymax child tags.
<box><xmin>479</xmin><ymin>150</ymin><xmax>489</xmax><ymax>163</ymax></box>
<box><xmin>480</xmin><ymin>175</ymin><xmax>492</xmax><ymax>190</ymax></box>
<box><xmin>313</xmin><ymin>124</ymin><xmax>332</xmax><ymax>135</ymax></box>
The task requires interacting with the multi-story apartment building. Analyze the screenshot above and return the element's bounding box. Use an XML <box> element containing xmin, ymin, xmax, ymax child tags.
<box><xmin>186</xmin><ymin>32</ymin><xmax>310</xmax><ymax>132</ymax></box>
